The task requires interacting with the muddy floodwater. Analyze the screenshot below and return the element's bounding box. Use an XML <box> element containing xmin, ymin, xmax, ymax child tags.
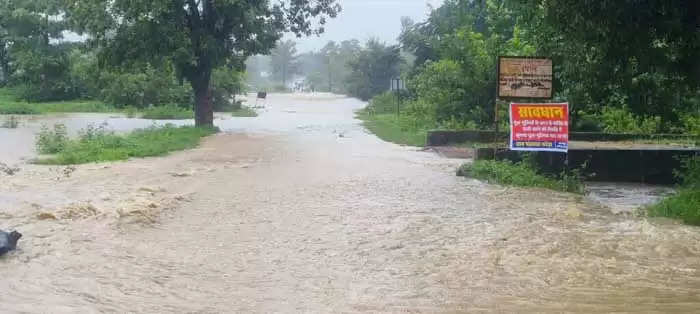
<box><xmin>0</xmin><ymin>93</ymin><xmax>699</xmax><ymax>312</ymax></box>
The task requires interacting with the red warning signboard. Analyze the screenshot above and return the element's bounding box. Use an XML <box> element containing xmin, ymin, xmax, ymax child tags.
<box><xmin>510</xmin><ymin>103</ymin><xmax>569</xmax><ymax>152</ymax></box>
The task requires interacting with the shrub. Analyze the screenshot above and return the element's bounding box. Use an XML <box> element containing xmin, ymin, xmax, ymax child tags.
<box><xmin>100</xmin><ymin>64</ymin><xmax>191</xmax><ymax>108</ymax></box>
<box><xmin>211</xmin><ymin>67</ymin><xmax>245</xmax><ymax>111</ymax></box>
<box><xmin>600</xmin><ymin>106</ymin><xmax>661</xmax><ymax>134</ymax></box>
<box><xmin>36</xmin><ymin>124</ymin><xmax>69</xmax><ymax>154</ymax></box>
<box><xmin>367</xmin><ymin>92</ymin><xmax>397</xmax><ymax>114</ymax></box>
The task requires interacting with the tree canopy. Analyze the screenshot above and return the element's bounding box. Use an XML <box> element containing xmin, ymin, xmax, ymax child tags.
<box><xmin>65</xmin><ymin>0</ymin><xmax>340</xmax><ymax>126</ymax></box>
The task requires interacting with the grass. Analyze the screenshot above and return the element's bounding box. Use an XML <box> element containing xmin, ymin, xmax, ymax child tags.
<box><xmin>647</xmin><ymin>189</ymin><xmax>700</xmax><ymax>226</ymax></box>
<box><xmin>35</xmin><ymin>124</ymin><xmax>217</xmax><ymax>165</ymax></box>
<box><xmin>139</xmin><ymin>105</ymin><xmax>193</xmax><ymax>120</ymax></box>
<box><xmin>357</xmin><ymin>112</ymin><xmax>427</xmax><ymax>147</ymax></box>
<box><xmin>457</xmin><ymin>159</ymin><xmax>585</xmax><ymax>194</ymax></box>
<box><xmin>0</xmin><ymin>88</ymin><xmax>114</xmax><ymax>114</ymax></box>
<box><xmin>646</xmin><ymin>156</ymin><xmax>700</xmax><ymax>226</ymax></box>
<box><xmin>231</xmin><ymin>106</ymin><xmax>258</xmax><ymax>117</ymax></box>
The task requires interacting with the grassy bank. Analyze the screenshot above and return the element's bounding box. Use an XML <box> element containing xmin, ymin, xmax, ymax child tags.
<box><xmin>135</xmin><ymin>105</ymin><xmax>193</xmax><ymax>120</ymax></box>
<box><xmin>647</xmin><ymin>156</ymin><xmax>700</xmax><ymax>226</ymax></box>
<box><xmin>648</xmin><ymin>189</ymin><xmax>700</xmax><ymax>226</ymax></box>
<box><xmin>35</xmin><ymin>124</ymin><xmax>217</xmax><ymax>165</ymax></box>
<box><xmin>357</xmin><ymin>112</ymin><xmax>426</xmax><ymax>147</ymax></box>
<box><xmin>0</xmin><ymin>88</ymin><xmax>114</xmax><ymax>114</ymax></box>
<box><xmin>457</xmin><ymin>159</ymin><xmax>585</xmax><ymax>194</ymax></box>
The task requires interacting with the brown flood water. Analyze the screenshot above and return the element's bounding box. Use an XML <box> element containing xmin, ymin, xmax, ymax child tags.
<box><xmin>0</xmin><ymin>93</ymin><xmax>699</xmax><ymax>313</ymax></box>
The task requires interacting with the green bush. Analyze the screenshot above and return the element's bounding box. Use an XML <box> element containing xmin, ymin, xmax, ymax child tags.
<box><xmin>100</xmin><ymin>64</ymin><xmax>191</xmax><ymax>108</ymax></box>
<box><xmin>682</xmin><ymin>115</ymin><xmax>700</xmax><ymax>136</ymax></box>
<box><xmin>36</xmin><ymin>124</ymin><xmax>69</xmax><ymax>154</ymax></box>
<box><xmin>36</xmin><ymin>125</ymin><xmax>217</xmax><ymax>165</ymax></box>
<box><xmin>367</xmin><ymin>92</ymin><xmax>397</xmax><ymax>114</ymax></box>
<box><xmin>458</xmin><ymin>160</ymin><xmax>584</xmax><ymax>194</ymax></box>
<box><xmin>211</xmin><ymin>67</ymin><xmax>245</xmax><ymax>111</ymax></box>
<box><xmin>600</xmin><ymin>106</ymin><xmax>661</xmax><ymax>134</ymax></box>
<box><xmin>12</xmin><ymin>45</ymin><xmax>81</xmax><ymax>102</ymax></box>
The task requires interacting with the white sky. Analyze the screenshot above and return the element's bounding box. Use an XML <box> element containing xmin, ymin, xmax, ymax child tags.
<box><xmin>63</xmin><ymin>0</ymin><xmax>444</xmax><ymax>52</ymax></box>
<box><xmin>286</xmin><ymin>0</ymin><xmax>444</xmax><ymax>52</ymax></box>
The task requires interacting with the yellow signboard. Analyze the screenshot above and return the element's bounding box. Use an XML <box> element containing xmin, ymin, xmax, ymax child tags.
<box><xmin>498</xmin><ymin>57</ymin><xmax>553</xmax><ymax>99</ymax></box>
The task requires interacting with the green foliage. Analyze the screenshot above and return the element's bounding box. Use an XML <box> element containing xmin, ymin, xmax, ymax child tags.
<box><xmin>36</xmin><ymin>124</ymin><xmax>69</xmax><ymax>154</ymax></box>
<box><xmin>345</xmin><ymin>40</ymin><xmax>402</xmax><ymax>101</ymax></box>
<box><xmin>675</xmin><ymin>156</ymin><xmax>700</xmax><ymax>189</ymax></box>
<box><xmin>35</xmin><ymin>124</ymin><xmax>217</xmax><ymax>165</ymax></box>
<box><xmin>648</xmin><ymin>156</ymin><xmax>700</xmax><ymax>225</ymax></box>
<box><xmin>458</xmin><ymin>159</ymin><xmax>584</xmax><ymax>194</ymax></box>
<box><xmin>140</xmin><ymin>105</ymin><xmax>193</xmax><ymax>120</ymax></box>
<box><xmin>647</xmin><ymin>190</ymin><xmax>700</xmax><ymax>226</ymax></box>
<box><xmin>99</xmin><ymin>64</ymin><xmax>191</xmax><ymax>108</ymax></box>
<box><xmin>682</xmin><ymin>115</ymin><xmax>700</xmax><ymax>136</ymax></box>
<box><xmin>66</xmin><ymin>0</ymin><xmax>340</xmax><ymax>126</ymax></box>
<box><xmin>211</xmin><ymin>67</ymin><xmax>244</xmax><ymax>111</ymax></box>
<box><xmin>366</xmin><ymin>92</ymin><xmax>397</xmax><ymax>114</ymax></box>
<box><xmin>600</xmin><ymin>106</ymin><xmax>661</xmax><ymax>134</ymax></box>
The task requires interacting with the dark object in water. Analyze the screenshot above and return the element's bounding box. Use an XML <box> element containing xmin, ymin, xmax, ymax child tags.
<box><xmin>257</xmin><ymin>91</ymin><xmax>267</xmax><ymax>99</ymax></box>
<box><xmin>0</xmin><ymin>230</ymin><xmax>22</xmax><ymax>256</ymax></box>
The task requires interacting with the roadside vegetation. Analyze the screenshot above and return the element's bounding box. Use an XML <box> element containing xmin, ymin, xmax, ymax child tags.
<box><xmin>35</xmin><ymin>123</ymin><xmax>217</xmax><ymax>165</ymax></box>
<box><xmin>457</xmin><ymin>158</ymin><xmax>585</xmax><ymax>194</ymax></box>
<box><xmin>648</xmin><ymin>157</ymin><xmax>700</xmax><ymax>226</ymax></box>
<box><xmin>326</xmin><ymin>1</ymin><xmax>700</xmax><ymax>141</ymax></box>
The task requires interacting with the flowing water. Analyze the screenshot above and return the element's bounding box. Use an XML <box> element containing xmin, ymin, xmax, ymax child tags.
<box><xmin>0</xmin><ymin>93</ymin><xmax>699</xmax><ymax>312</ymax></box>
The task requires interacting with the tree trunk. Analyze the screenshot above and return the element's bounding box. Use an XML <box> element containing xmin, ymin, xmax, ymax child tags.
<box><xmin>193</xmin><ymin>81</ymin><xmax>214</xmax><ymax>127</ymax></box>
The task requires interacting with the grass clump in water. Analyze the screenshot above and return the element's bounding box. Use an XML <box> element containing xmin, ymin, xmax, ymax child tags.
<box><xmin>231</xmin><ymin>106</ymin><xmax>258</xmax><ymax>117</ymax></box>
<box><xmin>458</xmin><ymin>159</ymin><xmax>585</xmax><ymax>194</ymax></box>
<box><xmin>140</xmin><ymin>105</ymin><xmax>193</xmax><ymax>120</ymax></box>
<box><xmin>648</xmin><ymin>156</ymin><xmax>700</xmax><ymax>226</ymax></box>
<box><xmin>35</xmin><ymin>123</ymin><xmax>217</xmax><ymax>165</ymax></box>
<box><xmin>36</xmin><ymin>124</ymin><xmax>69</xmax><ymax>154</ymax></box>
<box><xmin>1</xmin><ymin>115</ymin><xmax>20</xmax><ymax>128</ymax></box>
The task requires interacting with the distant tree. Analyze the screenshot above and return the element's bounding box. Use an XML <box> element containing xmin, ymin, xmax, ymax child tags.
<box><xmin>270</xmin><ymin>40</ymin><xmax>299</xmax><ymax>87</ymax></box>
<box><xmin>0</xmin><ymin>0</ymin><xmax>77</xmax><ymax>100</ymax></box>
<box><xmin>66</xmin><ymin>0</ymin><xmax>340</xmax><ymax>126</ymax></box>
<box><xmin>345</xmin><ymin>39</ymin><xmax>402</xmax><ymax>101</ymax></box>
<box><xmin>319</xmin><ymin>41</ymin><xmax>339</xmax><ymax>92</ymax></box>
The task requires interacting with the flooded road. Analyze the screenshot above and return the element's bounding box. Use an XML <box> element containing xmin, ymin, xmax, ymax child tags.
<box><xmin>1</xmin><ymin>93</ymin><xmax>699</xmax><ymax>312</ymax></box>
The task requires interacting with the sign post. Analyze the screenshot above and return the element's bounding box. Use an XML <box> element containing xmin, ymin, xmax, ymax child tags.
<box><xmin>498</xmin><ymin>57</ymin><xmax>553</xmax><ymax>99</ymax></box>
<box><xmin>390</xmin><ymin>78</ymin><xmax>405</xmax><ymax>117</ymax></box>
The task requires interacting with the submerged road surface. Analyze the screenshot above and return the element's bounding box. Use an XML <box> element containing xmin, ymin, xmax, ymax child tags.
<box><xmin>0</xmin><ymin>93</ymin><xmax>699</xmax><ymax>312</ymax></box>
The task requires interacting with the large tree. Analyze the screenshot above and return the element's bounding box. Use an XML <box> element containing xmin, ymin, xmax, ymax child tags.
<box><xmin>66</xmin><ymin>0</ymin><xmax>340</xmax><ymax>126</ymax></box>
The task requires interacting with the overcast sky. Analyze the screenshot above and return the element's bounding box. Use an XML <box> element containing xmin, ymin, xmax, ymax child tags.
<box><xmin>286</xmin><ymin>0</ymin><xmax>443</xmax><ymax>52</ymax></box>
